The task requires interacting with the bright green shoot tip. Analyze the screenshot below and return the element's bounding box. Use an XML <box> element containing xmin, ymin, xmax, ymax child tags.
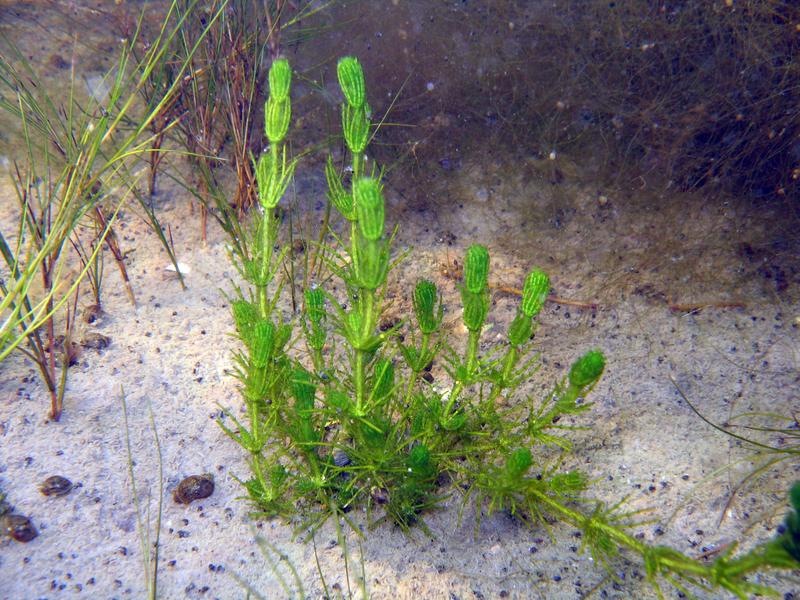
<box><xmin>463</xmin><ymin>244</ymin><xmax>490</xmax><ymax>294</ymax></box>
<box><xmin>265</xmin><ymin>59</ymin><xmax>292</xmax><ymax>144</ymax></box>
<box><xmin>337</xmin><ymin>56</ymin><xmax>366</xmax><ymax>109</ymax></box>
<box><xmin>568</xmin><ymin>349</ymin><xmax>606</xmax><ymax>389</ymax></box>
<box><xmin>268</xmin><ymin>58</ymin><xmax>292</xmax><ymax>102</ymax></box>
<box><xmin>522</xmin><ymin>269</ymin><xmax>550</xmax><ymax>317</ymax></box>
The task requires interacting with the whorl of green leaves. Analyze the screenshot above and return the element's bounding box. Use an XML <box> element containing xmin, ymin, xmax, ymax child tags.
<box><xmin>304</xmin><ymin>286</ymin><xmax>327</xmax><ymax>351</ymax></box>
<box><xmin>291</xmin><ymin>368</ymin><xmax>316</xmax><ymax>413</ymax></box>
<box><xmin>273</xmin><ymin>322</ymin><xmax>292</xmax><ymax>357</ymax></box>
<box><xmin>291</xmin><ymin>368</ymin><xmax>318</xmax><ymax>448</ymax></box>
<box><xmin>255</xmin><ymin>152</ymin><xmax>273</xmax><ymax>207</ymax></box>
<box><xmin>505</xmin><ymin>447</ymin><xmax>533</xmax><ymax>480</ymax></box>
<box><xmin>232</xmin><ymin>300</ymin><xmax>258</xmax><ymax>342</ymax></box>
<box><xmin>304</xmin><ymin>286</ymin><xmax>326</xmax><ymax>324</ymax></box>
<box><xmin>413</xmin><ymin>279</ymin><xmax>442</xmax><ymax>334</ymax></box>
<box><xmin>325</xmin><ymin>155</ymin><xmax>354</xmax><ymax>220</ymax></box>
<box><xmin>265</xmin><ymin>96</ymin><xmax>291</xmax><ymax>144</ymax></box>
<box><xmin>268</xmin><ymin>58</ymin><xmax>292</xmax><ymax>102</ymax></box>
<box><xmin>568</xmin><ymin>349</ymin><xmax>606</xmax><ymax>389</ymax></box>
<box><xmin>408</xmin><ymin>444</ymin><xmax>435</xmax><ymax>479</ymax></box>
<box><xmin>354</xmin><ymin>177</ymin><xmax>385</xmax><ymax>241</ymax></box>
<box><xmin>372</xmin><ymin>358</ymin><xmax>394</xmax><ymax>401</ymax></box>
<box><xmin>347</xmin><ymin>309</ymin><xmax>365</xmax><ymax>343</ymax></box>
<box><xmin>461</xmin><ymin>288</ymin><xmax>489</xmax><ymax>333</ymax></box>
<box><xmin>463</xmin><ymin>244</ymin><xmax>490</xmax><ymax>294</ymax></box>
<box><xmin>354</xmin><ymin>237</ymin><xmax>388</xmax><ymax>290</ymax></box>
<box><xmin>522</xmin><ymin>269</ymin><xmax>550</xmax><ymax>317</ymax></box>
<box><xmin>327</xmin><ymin>389</ymin><xmax>351</xmax><ymax>414</ymax></box>
<box><xmin>337</xmin><ymin>56</ymin><xmax>366</xmax><ymax>109</ymax></box>
<box><xmin>780</xmin><ymin>482</ymin><xmax>800</xmax><ymax>562</ymax></box>
<box><xmin>507</xmin><ymin>311</ymin><xmax>533</xmax><ymax>346</ymax></box>
<box><xmin>251</xmin><ymin>320</ymin><xmax>275</xmax><ymax>368</ymax></box>
<box><xmin>264</xmin><ymin>59</ymin><xmax>292</xmax><ymax>143</ymax></box>
<box><xmin>549</xmin><ymin>470</ymin><xmax>588</xmax><ymax>494</ymax></box>
<box><xmin>342</xmin><ymin>103</ymin><xmax>370</xmax><ymax>155</ymax></box>
<box><xmin>255</xmin><ymin>147</ymin><xmax>295</xmax><ymax>209</ymax></box>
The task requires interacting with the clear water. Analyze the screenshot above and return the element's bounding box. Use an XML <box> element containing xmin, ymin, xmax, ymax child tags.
<box><xmin>1</xmin><ymin>3</ymin><xmax>798</xmax><ymax>598</ymax></box>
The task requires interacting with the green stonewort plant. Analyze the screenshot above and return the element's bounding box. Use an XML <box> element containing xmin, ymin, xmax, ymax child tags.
<box><xmin>219</xmin><ymin>56</ymin><xmax>800</xmax><ymax>598</ymax></box>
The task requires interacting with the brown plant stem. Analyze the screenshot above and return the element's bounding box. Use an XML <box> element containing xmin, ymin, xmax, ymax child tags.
<box><xmin>94</xmin><ymin>207</ymin><xmax>136</xmax><ymax>307</ymax></box>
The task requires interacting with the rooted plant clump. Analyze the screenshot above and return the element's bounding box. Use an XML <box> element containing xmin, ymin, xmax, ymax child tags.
<box><xmin>220</xmin><ymin>56</ymin><xmax>800</xmax><ymax>597</ymax></box>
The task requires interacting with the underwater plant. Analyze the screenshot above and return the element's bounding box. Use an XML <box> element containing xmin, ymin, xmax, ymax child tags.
<box><xmin>673</xmin><ymin>378</ymin><xmax>800</xmax><ymax>525</ymax></box>
<box><xmin>121</xmin><ymin>387</ymin><xmax>164</xmax><ymax>600</ymax></box>
<box><xmin>0</xmin><ymin>1</ymin><xmax>223</xmax><ymax>419</ymax></box>
<box><xmin>134</xmin><ymin>0</ymin><xmax>333</xmax><ymax>244</ymax></box>
<box><xmin>232</xmin><ymin>525</ymin><xmax>368</xmax><ymax>600</ymax></box>
<box><xmin>220</xmin><ymin>55</ymin><xmax>800</xmax><ymax>598</ymax></box>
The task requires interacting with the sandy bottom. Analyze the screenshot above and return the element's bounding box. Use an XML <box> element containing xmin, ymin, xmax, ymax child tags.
<box><xmin>1</xmin><ymin>144</ymin><xmax>799</xmax><ymax>600</ymax></box>
<box><xmin>1</xmin><ymin>3</ymin><xmax>799</xmax><ymax>598</ymax></box>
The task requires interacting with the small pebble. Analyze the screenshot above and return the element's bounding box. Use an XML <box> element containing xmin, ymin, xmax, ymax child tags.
<box><xmin>333</xmin><ymin>450</ymin><xmax>351</xmax><ymax>468</ymax></box>
<box><xmin>48</xmin><ymin>54</ymin><xmax>69</xmax><ymax>70</ymax></box>
<box><xmin>379</xmin><ymin>317</ymin><xmax>400</xmax><ymax>332</ymax></box>
<box><xmin>4</xmin><ymin>514</ymin><xmax>38</xmax><ymax>542</ymax></box>
<box><xmin>40</xmin><ymin>475</ymin><xmax>73</xmax><ymax>497</ymax></box>
<box><xmin>370</xmin><ymin>487</ymin><xmax>389</xmax><ymax>505</ymax></box>
<box><xmin>81</xmin><ymin>332</ymin><xmax>111</xmax><ymax>350</ymax></box>
<box><xmin>173</xmin><ymin>474</ymin><xmax>214</xmax><ymax>504</ymax></box>
<box><xmin>82</xmin><ymin>304</ymin><xmax>103</xmax><ymax>325</ymax></box>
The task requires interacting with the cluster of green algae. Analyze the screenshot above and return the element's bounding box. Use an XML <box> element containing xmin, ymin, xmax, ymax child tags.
<box><xmin>219</xmin><ymin>55</ymin><xmax>800</xmax><ymax>598</ymax></box>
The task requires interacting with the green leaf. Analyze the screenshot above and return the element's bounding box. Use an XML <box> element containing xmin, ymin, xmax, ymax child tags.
<box><xmin>232</xmin><ymin>300</ymin><xmax>259</xmax><ymax>346</ymax></box>
<box><xmin>291</xmin><ymin>368</ymin><xmax>316</xmax><ymax>413</ymax></box>
<box><xmin>548</xmin><ymin>471</ymin><xmax>588</xmax><ymax>495</ymax></box>
<box><xmin>408</xmin><ymin>445</ymin><xmax>435</xmax><ymax>479</ymax></box>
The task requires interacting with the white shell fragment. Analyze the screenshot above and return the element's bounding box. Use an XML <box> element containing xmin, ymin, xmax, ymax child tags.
<box><xmin>165</xmin><ymin>262</ymin><xmax>191</xmax><ymax>275</ymax></box>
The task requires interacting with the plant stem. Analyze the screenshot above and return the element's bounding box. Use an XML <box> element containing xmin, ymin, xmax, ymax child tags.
<box><xmin>44</xmin><ymin>284</ymin><xmax>58</xmax><ymax>420</ymax></box>
<box><xmin>257</xmin><ymin>207</ymin><xmax>275</xmax><ymax>319</ymax></box>
<box><xmin>353</xmin><ymin>290</ymin><xmax>375</xmax><ymax>416</ymax></box>
<box><xmin>352</xmin><ymin>152</ymin><xmax>363</xmax><ymax>181</ymax></box>
<box><xmin>530</xmin><ymin>490</ymin><xmax>717</xmax><ymax>581</ymax></box>
<box><xmin>445</xmin><ymin>329</ymin><xmax>481</xmax><ymax>416</ymax></box>
<box><xmin>501</xmin><ymin>346</ymin><xmax>518</xmax><ymax>386</ymax></box>
<box><xmin>485</xmin><ymin>345</ymin><xmax>519</xmax><ymax>407</ymax></box>
<box><xmin>354</xmin><ymin>349</ymin><xmax>366</xmax><ymax>416</ymax></box>
<box><xmin>466</xmin><ymin>329</ymin><xmax>480</xmax><ymax>374</ymax></box>
<box><xmin>402</xmin><ymin>333</ymin><xmax>429</xmax><ymax>407</ymax></box>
